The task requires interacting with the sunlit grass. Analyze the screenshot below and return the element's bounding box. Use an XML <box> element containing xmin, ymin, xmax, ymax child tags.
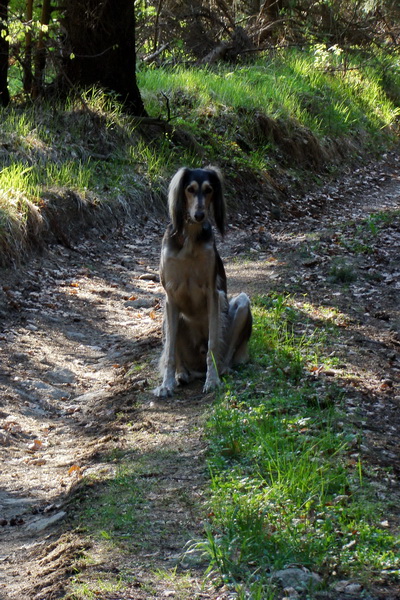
<box><xmin>1</xmin><ymin>47</ymin><xmax>400</xmax><ymax>263</ymax></box>
<box><xmin>139</xmin><ymin>48</ymin><xmax>400</xmax><ymax>138</ymax></box>
<box><xmin>0</xmin><ymin>164</ymin><xmax>39</xmax><ymax>202</ymax></box>
<box><xmin>194</xmin><ymin>294</ymin><xmax>400</xmax><ymax>594</ymax></box>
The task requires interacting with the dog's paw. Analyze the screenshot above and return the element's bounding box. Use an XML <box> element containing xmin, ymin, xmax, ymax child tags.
<box><xmin>203</xmin><ymin>376</ymin><xmax>221</xmax><ymax>393</ymax></box>
<box><xmin>153</xmin><ymin>383</ymin><xmax>175</xmax><ymax>397</ymax></box>
<box><xmin>176</xmin><ymin>370</ymin><xmax>191</xmax><ymax>386</ymax></box>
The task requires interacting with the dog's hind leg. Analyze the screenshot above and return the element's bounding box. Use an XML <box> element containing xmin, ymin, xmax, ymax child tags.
<box><xmin>203</xmin><ymin>290</ymin><xmax>224</xmax><ymax>393</ymax></box>
<box><xmin>225</xmin><ymin>293</ymin><xmax>252</xmax><ymax>368</ymax></box>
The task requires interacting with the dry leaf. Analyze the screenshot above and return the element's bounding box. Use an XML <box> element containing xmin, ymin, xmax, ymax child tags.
<box><xmin>26</xmin><ymin>458</ymin><xmax>47</xmax><ymax>466</ymax></box>
<box><xmin>68</xmin><ymin>464</ymin><xmax>82</xmax><ymax>476</ymax></box>
<box><xmin>29</xmin><ymin>439</ymin><xmax>43</xmax><ymax>452</ymax></box>
<box><xmin>4</xmin><ymin>422</ymin><xmax>22</xmax><ymax>434</ymax></box>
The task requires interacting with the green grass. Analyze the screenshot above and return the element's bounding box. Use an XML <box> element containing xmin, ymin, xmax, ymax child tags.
<box><xmin>347</xmin><ymin>210</ymin><xmax>400</xmax><ymax>253</ymax></box>
<box><xmin>66</xmin><ymin>442</ymin><xmax>209</xmax><ymax>599</ymax></box>
<box><xmin>1</xmin><ymin>47</ymin><xmax>399</xmax><ymax>263</ymax></box>
<box><xmin>72</xmin><ymin>456</ymin><xmax>166</xmax><ymax>550</ymax></box>
<box><xmin>328</xmin><ymin>259</ymin><xmax>358</xmax><ymax>283</ymax></box>
<box><xmin>195</xmin><ymin>294</ymin><xmax>399</xmax><ymax>596</ymax></box>
<box><xmin>139</xmin><ymin>48</ymin><xmax>400</xmax><ymax>140</ymax></box>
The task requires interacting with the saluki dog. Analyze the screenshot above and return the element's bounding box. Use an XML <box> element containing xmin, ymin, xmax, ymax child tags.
<box><xmin>154</xmin><ymin>166</ymin><xmax>252</xmax><ymax>397</ymax></box>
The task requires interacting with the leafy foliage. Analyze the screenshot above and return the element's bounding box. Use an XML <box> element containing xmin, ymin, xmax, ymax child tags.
<box><xmin>136</xmin><ymin>0</ymin><xmax>400</xmax><ymax>64</ymax></box>
<box><xmin>2</xmin><ymin>0</ymin><xmax>400</xmax><ymax>103</ymax></box>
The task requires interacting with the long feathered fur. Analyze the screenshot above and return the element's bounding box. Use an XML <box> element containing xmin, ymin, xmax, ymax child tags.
<box><xmin>168</xmin><ymin>166</ymin><xmax>225</xmax><ymax>236</ymax></box>
<box><xmin>153</xmin><ymin>166</ymin><xmax>252</xmax><ymax>398</ymax></box>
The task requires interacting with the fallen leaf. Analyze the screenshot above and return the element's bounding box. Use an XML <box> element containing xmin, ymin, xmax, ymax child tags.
<box><xmin>3</xmin><ymin>422</ymin><xmax>22</xmax><ymax>434</ymax></box>
<box><xmin>25</xmin><ymin>458</ymin><xmax>47</xmax><ymax>466</ymax></box>
<box><xmin>29</xmin><ymin>439</ymin><xmax>43</xmax><ymax>452</ymax></box>
<box><xmin>68</xmin><ymin>464</ymin><xmax>82</xmax><ymax>476</ymax></box>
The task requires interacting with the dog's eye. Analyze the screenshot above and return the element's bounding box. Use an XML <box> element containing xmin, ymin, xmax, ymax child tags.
<box><xmin>204</xmin><ymin>186</ymin><xmax>213</xmax><ymax>195</ymax></box>
<box><xmin>187</xmin><ymin>185</ymin><xmax>197</xmax><ymax>194</ymax></box>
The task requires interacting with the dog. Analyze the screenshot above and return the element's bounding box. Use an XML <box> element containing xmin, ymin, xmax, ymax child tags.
<box><xmin>153</xmin><ymin>166</ymin><xmax>252</xmax><ymax>397</ymax></box>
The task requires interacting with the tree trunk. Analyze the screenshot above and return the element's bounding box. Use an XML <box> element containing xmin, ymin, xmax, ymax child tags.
<box><xmin>61</xmin><ymin>0</ymin><xmax>146</xmax><ymax>115</ymax></box>
<box><xmin>32</xmin><ymin>0</ymin><xmax>52</xmax><ymax>98</ymax></box>
<box><xmin>258</xmin><ymin>0</ymin><xmax>285</xmax><ymax>22</ymax></box>
<box><xmin>0</xmin><ymin>0</ymin><xmax>10</xmax><ymax>106</ymax></box>
<box><xmin>23</xmin><ymin>0</ymin><xmax>34</xmax><ymax>94</ymax></box>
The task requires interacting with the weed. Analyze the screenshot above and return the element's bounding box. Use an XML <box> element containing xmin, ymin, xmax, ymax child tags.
<box><xmin>336</xmin><ymin>209</ymin><xmax>400</xmax><ymax>257</ymax></box>
<box><xmin>329</xmin><ymin>259</ymin><xmax>358</xmax><ymax>283</ymax></box>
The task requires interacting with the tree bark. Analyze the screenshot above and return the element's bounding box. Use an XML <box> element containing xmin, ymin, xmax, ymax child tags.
<box><xmin>32</xmin><ymin>0</ymin><xmax>52</xmax><ymax>98</ymax></box>
<box><xmin>0</xmin><ymin>0</ymin><xmax>10</xmax><ymax>106</ymax></box>
<box><xmin>23</xmin><ymin>0</ymin><xmax>34</xmax><ymax>94</ymax></box>
<box><xmin>61</xmin><ymin>0</ymin><xmax>146</xmax><ymax>115</ymax></box>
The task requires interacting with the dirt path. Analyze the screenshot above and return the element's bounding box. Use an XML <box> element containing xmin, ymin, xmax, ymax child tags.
<box><xmin>0</xmin><ymin>154</ymin><xmax>399</xmax><ymax>599</ymax></box>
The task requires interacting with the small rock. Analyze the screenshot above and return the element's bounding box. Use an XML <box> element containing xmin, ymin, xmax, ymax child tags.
<box><xmin>66</xmin><ymin>331</ymin><xmax>86</xmax><ymax>341</ymax></box>
<box><xmin>302</xmin><ymin>258</ymin><xmax>320</xmax><ymax>267</ymax></box>
<box><xmin>13</xmin><ymin>352</ymin><xmax>30</xmax><ymax>362</ymax></box>
<box><xmin>0</xmin><ymin>431</ymin><xmax>10</xmax><ymax>446</ymax></box>
<box><xmin>344</xmin><ymin>583</ymin><xmax>363</xmax><ymax>594</ymax></box>
<box><xmin>125</xmin><ymin>297</ymin><xmax>154</xmax><ymax>309</ymax></box>
<box><xmin>10</xmin><ymin>517</ymin><xmax>25</xmax><ymax>526</ymax></box>
<box><xmin>73</xmin><ymin>389</ymin><xmax>109</xmax><ymax>405</ymax></box>
<box><xmin>27</xmin><ymin>380</ymin><xmax>69</xmax><ymax>400</ymax></box>
<box><xmin>334</xmin><ymin>580</ymin><xmax>360</xmax><ymax>593</ymax></box>
<box><xmin>64</xmin><ymin>404</ymin><xmax>81</xmax><ymax>414</ymax></box>
<box><xmin>26</xmin><ymin>511</ymin><xmax>66</xmax><ymax>532</ymax></box>
<box><xmin>138</xmin><ymin>272</ymin><xmax>159</xmax><ymax>282</ymax></box>
<box><xmin>46</xmin><ymin>368</ymin><xmax>76</xmax><ymax>384</ymax></box>
<box><xmin>87</xmin><ymin>345</ymin><xmax>104</xmax><ymax>353</ymax></box>
<box><xmin>283</xmin><ymin>586</ymin><xmax>299</xmax><ymax>598</ymax></box>
<box><xmin>271</xmin><ymin>567</ymin><xmax>321</xmax><ymax>591</ymax></box>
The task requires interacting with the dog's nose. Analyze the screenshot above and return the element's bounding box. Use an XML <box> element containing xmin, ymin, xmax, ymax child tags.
<box><xmin>195</xmin><ymin>210</ymin><xmax>205</xmax><ymax>222</ymax></box>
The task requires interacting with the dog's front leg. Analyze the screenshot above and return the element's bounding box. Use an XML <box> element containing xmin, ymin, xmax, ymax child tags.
<box><xmin>153</xmin><ymin>299</ymin><xmax>179</xmax><ymax>397</ymax></box>
<box><xmin>203</xmin><ymin>290</ymin><xmax>222</xmax><ymax>393</ymax></box>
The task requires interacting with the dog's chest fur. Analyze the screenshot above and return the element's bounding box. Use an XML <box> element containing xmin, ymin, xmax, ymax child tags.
<box><xmin>161</xmin><ymin>236</ymin><xmax>217</xmax><ymax>318</ymax></box>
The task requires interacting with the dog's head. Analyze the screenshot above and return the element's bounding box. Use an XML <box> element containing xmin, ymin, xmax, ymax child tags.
<box><xmin>168</xmin><ymin>167</ymin><xmax>226</xmax><ymax>236</ymax></box>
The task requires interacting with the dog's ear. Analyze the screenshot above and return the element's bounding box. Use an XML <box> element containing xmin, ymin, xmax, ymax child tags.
<box><xmin>168</xmin><ymin>167</ymin><xmax>189</xmax><ymax>234</ymax></box>
<box><xmin>207</xmin><ymin>167</ymin><xmax>226</xmax><ymax>236</ymax></box>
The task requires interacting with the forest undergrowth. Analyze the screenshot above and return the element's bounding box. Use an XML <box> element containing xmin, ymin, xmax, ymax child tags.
<box><xmin>1</xmin><ymin>47</ymin><xmax>400</xmax><ymax>266</ymax></box>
